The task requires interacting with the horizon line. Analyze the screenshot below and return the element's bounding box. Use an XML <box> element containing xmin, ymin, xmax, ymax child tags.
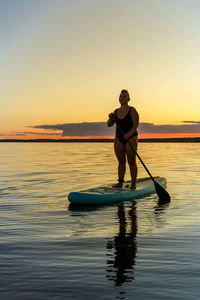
<box><xmin>1</xmin><ymin>137</ymin><xmax>200</xmax><ymax>143</ymax></box>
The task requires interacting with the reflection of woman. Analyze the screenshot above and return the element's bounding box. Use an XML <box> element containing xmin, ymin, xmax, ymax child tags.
<box><xmin>107</xmin><ymin>90</ymin><xmax>139</xmax><ymax>189</ymax></box>
<box><xmin>106</xmin><ymin>203</ymin><xmax>137</xmax><ymax>287</ymax></box>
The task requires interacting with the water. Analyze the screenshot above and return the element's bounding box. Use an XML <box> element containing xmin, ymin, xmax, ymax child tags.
<box><xmin>0</xmin><ymin>142</ymin><xmax>200</xmax><ymax>299</ymax></box>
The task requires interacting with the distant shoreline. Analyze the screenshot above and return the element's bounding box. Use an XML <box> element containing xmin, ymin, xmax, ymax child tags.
<box><xmin>0</xmin><ymin>137</ymin><xmax>200</xmax><ymax>143</ymax></box>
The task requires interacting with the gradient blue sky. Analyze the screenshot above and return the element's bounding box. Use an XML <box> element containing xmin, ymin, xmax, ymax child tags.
<box><xmin>1</xmin><ymin>0</ymin><xmax>200</xmax><ymax>138</ymax></box>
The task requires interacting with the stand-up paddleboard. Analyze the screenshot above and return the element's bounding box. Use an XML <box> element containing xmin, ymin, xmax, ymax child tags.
<box><xmin>68</xmin><ymin>176</ymin><xmax>167</xmax><ymax>205</ymax></box>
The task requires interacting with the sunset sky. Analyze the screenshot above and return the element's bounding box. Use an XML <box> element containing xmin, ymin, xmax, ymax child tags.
<box><xmin>1</xmin><ymin>0</ymin><xmax>200</xmax><ymax>139</ymax></box>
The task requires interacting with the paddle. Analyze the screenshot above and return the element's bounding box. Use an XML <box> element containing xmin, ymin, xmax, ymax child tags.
<box><xmin>114</xmin><ymin>120</ymin><xmax>171</xmax><ymax>204</ymax></box>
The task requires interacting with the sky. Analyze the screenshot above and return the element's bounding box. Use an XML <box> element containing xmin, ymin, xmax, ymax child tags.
<box><xmin>1</xmin><ymin>0</ymin><xmax>200</xmax><ymax>139</ymax></box>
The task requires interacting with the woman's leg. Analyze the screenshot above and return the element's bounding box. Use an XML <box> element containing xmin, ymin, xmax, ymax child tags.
<box><xmin>125</xmin><ymin>136</ymin><xmax>138</xmax><ymax>189</ymax></box>
<box><xmin>113</xmin><ymin>138</ymin><xmax>126</xmax><ymax>187</ymax></box>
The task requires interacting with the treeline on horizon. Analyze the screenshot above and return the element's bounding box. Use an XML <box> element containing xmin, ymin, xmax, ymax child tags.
<box><xmin>1</xmin><ymin>137</ymin><xmax>200</xmax><ymax>143</ymax></box>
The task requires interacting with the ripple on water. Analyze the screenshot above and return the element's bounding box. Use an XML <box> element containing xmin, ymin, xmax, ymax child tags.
<box><xmin>0</xmin><ymin>143</ymin><xmax>200</xmax><ymax>299</ymax></box>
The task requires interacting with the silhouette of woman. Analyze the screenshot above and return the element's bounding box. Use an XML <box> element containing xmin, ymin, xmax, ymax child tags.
<box><xmin>107</xmin><ymin>90</ymin><xmax>139</xmax><ymax>189</ymax></box>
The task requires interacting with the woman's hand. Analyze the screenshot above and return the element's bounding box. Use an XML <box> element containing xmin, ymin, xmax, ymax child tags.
<box><xmin>107</xmin><ymin>112</ymin><xmax>116</xmax><ymax>127</ymax></box>
<box><xmin>123</xmin><ymin>133</ymin><xmax>130</xmax><ymax>140</ymax></box>
<box><xmin>108</xmin><ymin>113</ymin><xmax>116</xmax><ymax>122</ymax></box>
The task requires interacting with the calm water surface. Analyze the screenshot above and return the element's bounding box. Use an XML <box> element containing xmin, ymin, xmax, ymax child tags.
<box><xmin>0</xmin><ymin>142</ymin><xmax>200</xmax><ymax>299</ymax></box>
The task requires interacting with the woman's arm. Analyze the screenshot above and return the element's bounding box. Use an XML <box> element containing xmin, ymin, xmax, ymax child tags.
<box><xmin>107</xmin><ymin>112</ymin><xmax>116</xmax><ymax>127</ymax></box>
<box><xmin>124</xmin><ymin>108</ymin><xmax>139</xmax><ymax>138</ymax></box>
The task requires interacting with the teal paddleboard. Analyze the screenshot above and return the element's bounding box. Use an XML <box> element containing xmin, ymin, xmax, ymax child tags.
<box><xmin>68</xmin><ymin>176</ymin><xmax>167</xmax><ymax>205</ymax></box>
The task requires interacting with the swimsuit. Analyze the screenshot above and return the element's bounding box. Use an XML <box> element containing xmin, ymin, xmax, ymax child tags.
<box><xmin>115</xmin><ymin>108</ymin><xmax>138</xmax><ymax>145</ymax></box>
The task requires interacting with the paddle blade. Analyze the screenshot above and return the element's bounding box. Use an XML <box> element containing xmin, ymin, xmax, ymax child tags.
<box><xmin>154</xmin><ymin>181</ymin><xmax>171</xmax><ymax>204</ymax></box>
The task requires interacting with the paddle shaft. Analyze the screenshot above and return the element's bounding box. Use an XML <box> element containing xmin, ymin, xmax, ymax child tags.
<box><xmin>113</xmin><ymin>118</ymin><xmax>171</xmax><ymax>203</ymax></box>
<box><xmin>126</xmin><ymin>140</ymin><xmax>156</xmax><ymax>183</ymax></box>
<box><xmin>115</xmin><ymin>122</ymin><xmax>157</xmax><ymax>185</ymax></box>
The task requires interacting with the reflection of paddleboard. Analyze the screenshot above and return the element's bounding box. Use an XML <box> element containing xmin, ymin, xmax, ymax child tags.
<box><xmin>68</xmin><ymin>176</ymin><xmax>167</xmax><ymax>205</ymax></box>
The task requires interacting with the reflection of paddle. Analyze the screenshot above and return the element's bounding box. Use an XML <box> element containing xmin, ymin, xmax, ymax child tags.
<box><xmin>115</xmin><ymin>120</ymin><xmax>171</xmax><ymax>204</ymax></box>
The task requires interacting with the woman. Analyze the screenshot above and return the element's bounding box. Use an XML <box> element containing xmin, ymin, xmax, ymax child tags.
<box><xmin>107</xmin><ymin>90</ymin><xmax>139</xmax><ymax>189</ymax></box>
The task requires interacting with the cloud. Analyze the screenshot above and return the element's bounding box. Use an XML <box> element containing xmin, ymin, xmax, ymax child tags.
<box><xmin>0</xmin><ymin>131</ymin><xmax>61</xmax><ymax>137</ymax></box>
<box><xmin>182</xmin><ymin>121</ymin><xmax>200</xmax><ymax>124</ymax></box>
<box><xmin>2</xmin><ymin>121</ymin><xmax>200</xmax><ymax>139</ymax></box>
<box><xmin>33</xmin><ymin>121</ymin><xmax>200</xmax><ymax>136</ymax></box>
<box><xmin>139</xmin><ymin>122</ymin><xmax>200</xmax><ymax>134</ymax></box>
<box><xmin>0</xmin><ymin>132</ymin><xmax>26</xmax><ymax>137</ymax></box>
<box><xmin>34</xmin><ymin>122</ymin><xmax>115</xmax><ymax>137</ymax></box>
<box><xmin>22</xmin><ymin>131</ymin><xmax>61</xmax><ymax>136</ymax></box>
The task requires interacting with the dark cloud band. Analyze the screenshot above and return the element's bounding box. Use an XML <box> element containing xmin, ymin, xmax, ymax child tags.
<box><xmin>33</xmin><ymin>121</ymin><xmax>200</xmax><ymax>136</ymax></box>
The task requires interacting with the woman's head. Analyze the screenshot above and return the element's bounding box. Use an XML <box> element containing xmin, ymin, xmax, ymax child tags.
<box><xmin>119</xmin><ymin>89</ymin><xmax>130</xmax><ymax>105</ymax></box>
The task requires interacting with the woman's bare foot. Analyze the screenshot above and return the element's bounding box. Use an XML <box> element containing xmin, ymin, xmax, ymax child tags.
<box><xmin>112</xmin><ymin>182</ymin><xmax>123</xmax><ymax>188</ymax></box>
<box><xmin>130</xmin><ymin>183</ymin><xmax>136</xmax><ymax>190</ymax></box>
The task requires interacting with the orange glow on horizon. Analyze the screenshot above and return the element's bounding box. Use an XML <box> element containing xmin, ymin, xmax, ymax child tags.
<box><xmin>138</xmin><ymin>133</ymin><xmax>200</xmax><ymax>139</ymax></box>
<box><xmin>1</xmin><ymin>133</ymin><xmax>200</xmax><ymax>140</ymax></box>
